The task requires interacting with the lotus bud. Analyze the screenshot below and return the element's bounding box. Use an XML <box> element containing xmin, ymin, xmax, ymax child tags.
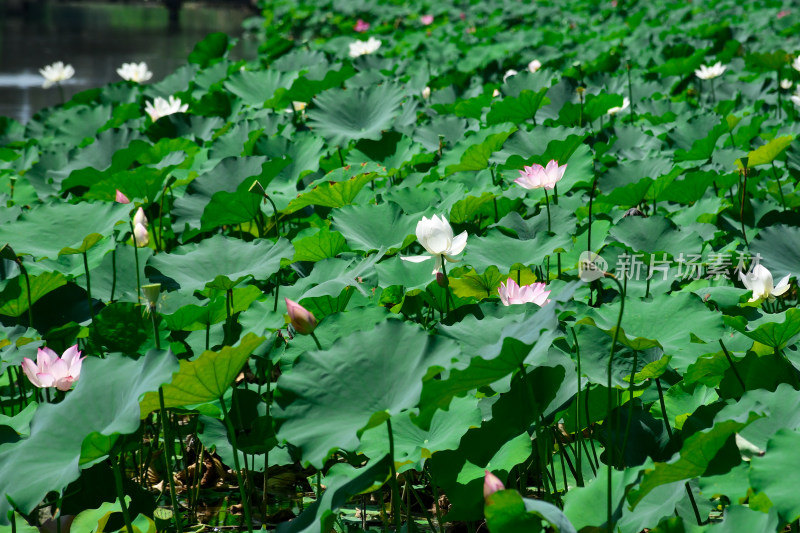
<box><xmin>436</xmin><ymin>271</ymin><xmax>447</xmax><ymax>287</ymax></box>
<box><xmin>285</xmin><ymin>298</ymin><xmax>317</xmax><ymax>335</ymax></box>
<box><xmin>142</xmin><ymin>283</ymin><xmax>161</xmax><ymax>311</ymax></box>
<box><xmin>422</xmin><ymin>86</ymin><xmax>431</xmax><ymax>99</ymax></box>
<box><xmin>134</xmin><ymin>207</ymin><xmax>148</xmax><ymax>227</ymax></box>
<box><xmin>133</xmin><ymin>223</ymin><xmax>149</xmax><ymax>248</ymax></box>
<box><xmin>115</xmin><ymin>190</ymin><xmax>130</xmax><ymax>204</ymax></box>
<box><xmin>483</xmin><ymin>470</ymin><xmax>505</xmax><ymax>499</ymax></box>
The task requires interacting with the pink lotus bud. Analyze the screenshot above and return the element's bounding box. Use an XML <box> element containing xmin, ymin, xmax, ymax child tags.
<box><xmin>285</xmin><ymin>298</ymin><xmax>317</xmax><ymax>335</ymax></box>
<box><xmin>483</xmin><ymin>470</ymin><xmax>505</xmax><ymax>499</ymax></box>
<box><xmin>115</xmin><ymin>190</ymin><xmax>130</xmax><ymax>204</ymax></box>
<box><xmin>420</xmin><ymin>14</ymin><xmax>434</xmax><ymax>25</ymax></box>
<box><xmin>134</xmin><ymin>207</ymin><xmax>148</xmax><ymax>227</ymax></box>
<box><xmin>436</xmin><ymin>272</ymin><xmax>446</xmax><ymax>287</ymax></box>
<box><xmin>133</xmin><ymin>223</ymin><xmax>149</xmax><ymax>248</ymax></box>
<box><xmin>354</xmin><ymin>19</ymin><xmax>370</xmax><ymax>32</ymax></box>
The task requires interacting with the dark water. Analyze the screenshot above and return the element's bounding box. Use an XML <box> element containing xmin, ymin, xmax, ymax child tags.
<box><xmin>0</xmin><ymin>2</ymin><xmax>258</xmax><ymax>123</ymax></box>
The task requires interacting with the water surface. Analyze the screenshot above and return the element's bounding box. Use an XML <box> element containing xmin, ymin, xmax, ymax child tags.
<box><xmin>0</xmin><ymin>2</ymin><xmax>258</xmax><ymax>123</ymax></box>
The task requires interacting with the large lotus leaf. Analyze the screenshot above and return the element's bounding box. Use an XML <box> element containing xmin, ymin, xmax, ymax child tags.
<box><xmin>284</xmin><ymin>172</ymin><xmax>378</xmax><ymax>214</ymax></box>
<box><xmin>709</xmin><ymin>506</ymin><xmax>779</xmax><ymax>533</ymax></box>
<box><xmin>750</xmin><ymin>429</ymin><xmax>800</xmax><ymax>523</ymax></box>
<box><xmin>138</xmin><ymin>333</ymin><xmax>264</xmax><ymax>417</ymax></box>
<box><xmin>609</xmin><ymin>215</ymin><xmax>704</xmax><ymax>259</ymax></box>
<box><xmin>291</xmin><ymin>227</ymin><xmax>348</xmax><ymax>262</ymax></box>
<box><xmin>484</xmin><ymin>489</ymin><xmax>545</xmax><ymax>533</ymax></box>
<box><xmin>0</xmin><ymin>271</ymin><xmax>67</xmax><ymax>317</ymax></box>
<box><xmin>146</xmin><ymin>235</ymin><xmax>293</xmax><ymax>293</ymax></box>
<box><xmin>563</xmin><ymin>467</ymin><xmax>644</xmax><ymax>531</ymax></box>
<box><xmin>223</xmin><ymin>69</ymin><xmax>299</xmax><ymax>107</ymax></box>
<box><xmin>724</xmin><ymin>308</ymin><xmax>800</xmax><ymax>350</ymax></box>
<box><xmin>577</xmin><ymin>292</ymin><xmax>725</xmax><ymax>356</ymax></box>
<box><xmin>274</xmin><ymin>320</ymin><xmax>460</xmax><ymax>468</ymax></box>
<box><xmin>0</xmin><ymin>349</ymin><xmax>178</xmax><ymax>522</ymax></box>
<box><xmin>444</xmin><ymin>126</ymin><xmax>517</xmax><ymax>175</ymax></box>
<box><xmin>331</xmin><ymin>202</ymin><xmax>416</xmax><ymax>252</ymax></box>
<box><xmin>285</xmin><ymin>251</ymin><xmax>384</xmax><ymax>300</ymax></box>
<box><xmin>357</xmin><ymin>395</ymin><xmax>481</xmax><ymax>472</ymax></box>
<box><xmin>276</xmin><ymin>456</ymin><xmax>391</xmax><ymax>533</ymax></box>
<box><xmin>749</xmin><ymin>224</ymin><xmax>800</xmax><ymax>279</ymax></box>
<box><xmin>0</xmin><ymin>202</ymin><xmax>130</xmax><ymax>260</ymax></box>
<box><xmin>306</xmin><ymin>83</ymin><xmax>405</xmax><ymax>146</ymax></box>
<box><xmin>465</xmin><ymin>230</ymin><xmax>572</xmax><ymax>273</ymax></box>
<box><xmin>743</xmin><ymin>135</ymin><xmax>793</xmax><ymax>167</ymax></box>
<box><xmin>375</xmin><ymin>255</ymin><xmax>438</xmax><ymax>290</ymax></box>
<box><xmin>628</xmin><ymin>417</ymin><xmax>755</xmax><ymax>508</ymax></box>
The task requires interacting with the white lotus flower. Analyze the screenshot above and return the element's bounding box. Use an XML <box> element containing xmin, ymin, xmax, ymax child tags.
<box><xmin>528</xmin><ymin>59</ymin><xmax>542</xmax><ymax>73</ymax></box>
<box><xmin>348</xmin><ymin>37</ymin><xmax>382</xmax><ymax>58</ymax></box>
<box><xmin>781</xmin><ymin>79</ymin><xmax>793</xmax><ymax>90</ymax></box>
<box><xmin>695</xmin><ymin>62</ymin><xmax>726</xmax><ymax>80</ymax></box>
<box><xmin>607</xmin><ymin>97</ymin><xmax>630</xmax><ymax>115</ymax></box>
<box><xmin>492</xmin><ymin>88</ymin><xmax>501</xmax><ymax>97</ymax></box>
<box><xmin>793</xmin><ymin>56</ymin><xmax>800</xmax><ymax>73</ymax></box>
<box><xmin>503</xmin><ymin>69</ymin><xmax>518</xmax><ymax>82</ymax></box>
<box><xmin>144</xmin><ymin>95</ymin><xmax>188</xmax><ymax>122</ymax></box>
<box><xmin>422</xmin><ymin>86</ymin><xmax>431</xmax><ymax>99</ymax></box>
<box><xmin>39</xmin><ymin>61</ymin><xmax>75</xmax><ymax>89</ymax></box>
<box><xmin>401</xmin><ymin>215</ymin><xmax>468</xmax><ymax>274</ymax></box>
<box><xmin>117</xmin><ymin>62</ymin><xmax>153</xmax><ymax>83</ymax></box>
<box><xmin>792</xmin><ymin>91</ymin><xmax>800</xmax><ymax>107</ymax></box>
<box><xmin>739</xmin><ymin>264</ymin><xmax>791</xmax><ymax>302</ymax></box>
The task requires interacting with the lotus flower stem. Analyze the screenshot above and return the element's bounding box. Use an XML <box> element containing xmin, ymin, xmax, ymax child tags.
<box><xmin>440</xmin><ymin>261</ymin><xmax>454</xmax><ymax>315</ymax></box>
<box><xmin>57</xmin><ymin>83</ymin><xmax>65</xmax><ymax>105</ymax></box>
<box><xmin>776</xmin><ymin>71</ymin><xmax>782</xmax><ymax>120</ymax></box>
<box><xmin>337</xmin><ymin>147</ymin><xmax>345</xmax><ymax>167</ymax></box>
<box><xmin>219</xmin><ymin>394</ymin><xmax>254</xmax><ymax>533</ymax></box>
<box><xmin>425</xmin><ymin>466</ymin><xmax>443</xmax><ymax>532</ymax></box>
<box><xmin>151</xmin><ymin>311</ymin><xmax>160</xmax><ymax>350</ymax></box>
<box><xmin>111</xmin><ymin>455</ymin><xmax>135</xmax><ymax>533</ymax></box>
<box><xmin>570</xmin><ymin>328</ymin><xmax>585</xmax><ymax>486</ymax></box>
<box><xmin>710</xmin><ymin>80</ymin><xmax>716</xmax><ymax>105</ymax></box>
<box><xmin>129</xmin><ymin>221</ymin><xmax>142</xmax><ymax>302</ymax></box>
<box><xmin>159</xmin><ymin>388</ymin><xmax>184</xmax><ymax>533</ymax></box>
<box><xmin>409</xmin><ymin>482</ymin><xmax>437</xmax><ymax>532</ymax></box>
<box><xmin>619</xmin><ymin>350</ymin><xmax>639</xmax><ymax>462</ymax></box>
<box><xmin>81</xmin><ymin>252</ymin><xmax>95</xmax><ymax>322</ymax></box>
<box><xmin>386</xmin><ymin>418</ymin><xmax>402</xmax><ymax>531</ymax></box>
<box><xmin>310</xmin><ymin>331</ymin><xmax>323</xmax><ymax>350</ymax></box>
<box><xmin>739</xmin><ymin>168</ymin><xmax>749</xmax><ymax>246</ymax></box>
<box><xmin>771</xmin><ymin>162</ymin><xmax>787</xmax><ymax>210</ymax></box>
<box><xmin>17</xmin><ymin>260</ymin><xmax>33</xmax><ymax>327</ymax></box>
<box><xmin>718</xmin><ymin>340</ymin><xmax>745</xmax><ymax>393</ymax></box>
<box><xmin>626</xmin><ymin>61</ymin><xmax>635</xmax><ymax>124</ymax></box>
<box><xmin>655</xmin><ymin>379</ymin><xmax>704</xmax><ymax>525</ymax></box>
<box><xmin>110</xmin><ymin>247</ymin><xmax>117</xmax><ymax>302</ymax></box>
<box><xmin>553</xmin><ymin>428</ymin><xmax>573</xmax><ymax>492</ymax></box>
<box><xmin>603</xmin><ymin>272</ymin><xmax>625</xmax><ymax>532</ymax></box>
<box><xmin>543</xmin><ymin>189</ymin><xmax>552</xmax><ymax>233</ymax></box>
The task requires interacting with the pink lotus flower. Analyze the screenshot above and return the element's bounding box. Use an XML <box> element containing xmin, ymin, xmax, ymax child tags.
<box><xmin>115</xmin><ymin>190</ymin><xmax>130</xmax><ymax>204</ymax></box>
<box><xmin>22</xmin><ymin>345</ymin><xmax>85</xmax><ymax>391</ymax></box>
<box><xmin>515</xmin><ymin>160</ymin><xmax>567</xmax><ymax>190</ymax></box>
<box><xmin>777</xmin><ymin>9</ymin><xmax>790</xmax><ymax>19</ymax></box>
<box><xmin>354</xmin><ymin>19</ymin><xmax>370</xmax><ymax>32</ymax></box>
<box><xmin>498</xmin><ymin>278</ymin><xmax>551</xmax><ymax>306</ymax></box>
<box><xmin>421</xmin><ymin>14</ymin><xmax>434</xmax><ymax>25</ymax></box>
<box><xmin>285</xmin><ymin>298</ymin><xmax>318</xmax><ymax>335</ymax></box>
<box><xmin>484</xmin><ymin>470</ymin><xmax>505</xmax><ymax>499</ymax></box>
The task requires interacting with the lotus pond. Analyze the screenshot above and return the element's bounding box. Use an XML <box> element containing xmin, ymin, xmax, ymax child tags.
<box><xmin>2</xmin><ymin>0</ymin><xmax>800</xmax><ymax>532</ymax></box>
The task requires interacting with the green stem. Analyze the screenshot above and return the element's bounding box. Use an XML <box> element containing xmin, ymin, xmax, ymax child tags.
<box><xmin>129</xmin><ymin>221</ymin><xmax>141</xmax><ymax>302</ymax></box>
<box><xmin>543</xmin><ymin>189</ymin><xmax>552</xmax><ymax>234</ymax></box>
<box><xmin>219</xmin><ymin>394</ymin><xmax>254</xmax><ymax>533</ymax></box>
<box><xmin>158</xmin><ymin>388</ymin><xmax>184</xmax><ymax>533</ymax></box>
<box><xmin>18</xmin><ymin>261</ymin><xmax>33</xmax><ymax>327</ymax></box>
<box><xmin>771</xmin><ymin>162</ymin><xmax>786</xmax><ymax>211</ymax></box>
<box><xmin>387</xmin><ymin>419</ymin><xmax>402</xmax><ymax>531</ymax></box>
<box><xmin>151</xmin><ymin>311</ymin><xmax>160</xmax><ymax>350</ymax></box>
<box><xmin>111</xmin><ymin>455</ymin><xmax>134</xmax><ymax>533</ymax></box>
<box><xmin>440</xmin><ymin>260</ymin><xmax>453</xmax><ymax>316</ymax></box>
<box><xmin>310</xmin><ymin>331</ymin><xmax>322</xmax><ymax>350</ymax></box>
<box><xmin>619</xmin><ymin>350</ymin><xmax>639</xmax><ymax>462</ymax></box>
<box><xmin>739</xmin><ymin>168</ymin><xmax>749</xmax><ymax>246</ymax></box>
<box><xmin>570</xmin><ymin>328</ymin><xmax>585</xmax><ymax>487</ymax></box>
<box><xmin>57</xmin><ymin>82</ymin><xmax>65</xmax><ymax>105</ymax></box>
<box><xmin>110</xmin><ymin>247</ymin><xmax>117</xmax><ymax>302</ymax></box>
<box><xmin>604</xmin><ymin>273</ymin><xmax>625</xmax><ymax>532</ymax></box>
<box><xmin>718</xmin><ymin>340</ymin><xmax>745</xmax><ymax>393</ymax></box>
<box><xmin>626</xmin><ymin>60</ymin><xmax>635</xmax><ymax>123</ymax></box>
<box><xmin>82</xmin><ymin>252</ymin><xmax>94</xmax><ymax>322</ymax></box>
